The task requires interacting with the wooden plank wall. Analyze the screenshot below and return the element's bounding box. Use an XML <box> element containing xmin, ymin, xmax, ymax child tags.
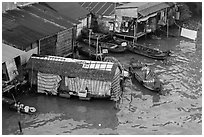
<box><xmin>56</xmin><ymin>29</ymin><xmax>73</xmax><ymax>56</ymax></box>
<box><xmin>39</xmin><ymin>35</ymin><xmax>57</xmax><ymax>56</ymax></box>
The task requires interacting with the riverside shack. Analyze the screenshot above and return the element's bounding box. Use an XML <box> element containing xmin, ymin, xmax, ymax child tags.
<box><xmin>2</xmin><ymin>43</ymin><xmax>27</xmax><ymax>93</ymax></box>
<box><xmin>2</xmin><ymin>3</ymin><xmax>76</xmax><ymax>58</ymax></box>
<box><xmin>26</xmin><ymin>55</ymin><xmax>122</xmax><ymax>101</ymax></box>
<box><xmin>114</xmin><ymin>2</ymin><xmax>177</xmax><ymax>41</ymax></box>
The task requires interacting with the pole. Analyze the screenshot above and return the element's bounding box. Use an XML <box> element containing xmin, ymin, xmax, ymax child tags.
<box><xmin>96</xmin><ymin>36</ymin><xmax>99</xmax><ymax>60</ymax></box>
<box><xmin>167</xmin><ymin>19</ymin><xmax>169</xmax><ymax>38</ymax></box>
<box><xmin>135</xmin><ymin>17</ymin><xmax>138</xmax><ymax>42</ymax></box>
<box><xmin>113</xmin><ymin>2</ymin><xmax>116</xmax><ymax>32</ymax></box>
<box><xmin>89</xmin><ymin>29</ymin><xmax>91</xmax><ymax>58</ymax></box>
<box><xmin>166</xmin><ymin>8</ymin><xmax>168</xmax><ymax>38</ymax></box>
<box><xmin>18</xmin><ymin>121</ymin><xmax>22</xmax><ymax>133</ymax></box>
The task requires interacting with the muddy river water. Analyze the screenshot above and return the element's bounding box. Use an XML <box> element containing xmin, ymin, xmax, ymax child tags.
<box><xmin>2</xmin><ymin>29</ymin><xmax>202</xmax><ymax>135</ymax></box>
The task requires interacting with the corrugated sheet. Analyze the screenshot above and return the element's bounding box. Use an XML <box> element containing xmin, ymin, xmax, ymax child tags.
<box><xmin>42</xmin><ymin>2</ymin><xmax>90</xmax><ymax>20</ymax></box>
<box><xmin>26</xmin><ymin>55</ymin><xmax>118</xmax><ymax>81</ymax></box>
<box><xmin>79</xmin><ymin>2</ymin><xmax>115</xmax><ymax>16</ymax></box>
<box><xmin>2</xmin><ymin>43</ymin><xmax>26</xmax><ymax>63</ymax></box>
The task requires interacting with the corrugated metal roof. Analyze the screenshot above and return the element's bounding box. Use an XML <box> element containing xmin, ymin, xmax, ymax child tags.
<box><xmin>116</xmin><ymin>2</ymin><xmax>171</xmax><ymax>17</ymax></box>
<box><xmin>2</xmin><ymin>43</ymin><xmax>26</xmax><ymax>63</ymax></box>
<box><xmin>3</xmin><ymin>25</ymin><xmax>43</xmax><ymax>50</ymax></box>
<box><xmin>42</xmin><ymin>2</ymin><xmax>90</xmax><ymax>20</ymax></box>
<box><xmin>26</xmin><ymin>55</ymin><xmax>118</xmax><ymax>81</ymax></box>
<box><xmin>35</xmin><ymin>3</ymin><xmax>80</xmax><ymax>24</ymax></box>
<box><xmin>139</xmin><ymin>2</ymin><xmax>170</xmax><ymax>16</ymax></box>
<box><xmin>79</xmin><ymin>2</ymin><xmax>115</xmax><ymax>16</ymax></box>
<box><xmin>2</xmin><ymin>7</ymin><xmax>72</xmax><ymax>49</ymax></box>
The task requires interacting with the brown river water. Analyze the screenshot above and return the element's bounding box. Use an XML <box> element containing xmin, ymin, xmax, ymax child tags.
<box><xmin>2</xmin><ymin>27</ymin><xmax>202</xmax><ymax>135</ymax></box>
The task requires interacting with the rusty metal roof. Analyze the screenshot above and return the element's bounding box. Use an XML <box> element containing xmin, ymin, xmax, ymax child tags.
<box><xmin>42</xmin><ymin>2</ymin><xmax>90</xmax><ymax>20</ymax></box>
<box><xmin>79</xmin><ymin>2</ymin><xmax>115</xmax><ymax>16</ymax></box>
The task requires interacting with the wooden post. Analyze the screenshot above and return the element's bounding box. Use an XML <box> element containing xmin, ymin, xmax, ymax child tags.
<box><xmin>113</xmin><ymin>3</ymin><xmax>116</xmax><ymax>33</ymax></box>
<box><xmin>166</xmin><ymin>8</ymin><xmax>168</xmax><ymax>38</ymax></box>
<box><xmin>133</xmin><ymin>10</ymin><xmax>138</xmax><ymax>44</ymax></box>
<box><xmin>89</xmin><ymin>29</ymin><xmax>91</xmax><ymax>58</ymax></box>
<box><xmin>96</xmin><ymin>36</ymin><xmax>99</xmax><ymax>60</ymax></box>
<box><xmin>38</xmin><ymin>39</ymin><xmax>41</xmax><ymax>54</ymax></box>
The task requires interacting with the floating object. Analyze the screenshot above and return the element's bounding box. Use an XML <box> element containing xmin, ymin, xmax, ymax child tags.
<box><xmin>29</xmin><ymin>107</ymin><xmax>36</xmax><ymax>113</ymax></box>
<box><xmin>24</xmin><ymin>106</ymin><xmax>29</xmax><ymax>113</ymax></box>
<box><xmin>181</xmin><ymin>28</ymin><xmax>197</xmax><ymax>40</ymax></box>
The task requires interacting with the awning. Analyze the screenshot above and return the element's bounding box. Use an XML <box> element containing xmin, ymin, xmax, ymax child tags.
<box><xmin>2</xmin><ymin>43</ymin><xmax>26</xmax><ymax>63</ymax></box>
<box><xmin>138</xmin><ymin>13</ymin><xmax>157</xmax><ymax>22</ymax></box>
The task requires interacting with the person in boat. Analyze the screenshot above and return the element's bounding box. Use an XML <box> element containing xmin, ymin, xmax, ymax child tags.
<box><xmin>141</xmin><ymin>64</ymin><xmax>150</xmax><ymax>80</ymax></box>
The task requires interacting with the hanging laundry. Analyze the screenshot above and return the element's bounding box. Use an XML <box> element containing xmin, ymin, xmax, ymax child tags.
<box><xmin>181</xmin><ymin>28</ymin><xmax>197</xmax><ymax>40</ymax></box>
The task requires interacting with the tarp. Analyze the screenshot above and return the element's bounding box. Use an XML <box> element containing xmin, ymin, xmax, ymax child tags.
<box><xmin>138</xmin><ymin>13</ymin><xmax>157</xmax><ymax>22</ymax></box>
<box><xmin>38</xmin><ymin>72</ymin><xmax>62</xmax><ymax>95</ymax></box>
<box><xmin>181</xmin><ymin>28</ymin><xmax>197</xmax><ymax>40</ymax></box>
<box><xmin>2</xmin><ymin>43</ymin><xmax>26</xmax><ymax>63</ymax></box>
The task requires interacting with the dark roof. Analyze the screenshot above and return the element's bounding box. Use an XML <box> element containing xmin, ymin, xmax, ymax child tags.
<box><xmin>41</xmin><ymin>2</ymin><xmax>90</xmax><ymax>20</ymax></box>
<box><xmin>3</xmin><ymin>25</ymin><xmax>43</xmax><ymax>50</ymax></box>
<box><xmin>2</xmin><ymin>7</ymin><xmax>72</xmax><ymax>49</ymax></box>
<box><xmin>79</xmin><ymin>2</ymin><xmax>115</xmax><ymax>16</ymax></box>
<box><xmin>4</xmin><ymin>9</ymin><xmax>65</xmax><ymax>36</ymax></box>
<box><xmin>26</xmin><ymin>55</ymin><xmax>118</xmax><ymax>81</ymax></box>
<box><xmin>20</xmin><ymin>3</ymin><xmax>78</xmax><ymax>28</ymax></box>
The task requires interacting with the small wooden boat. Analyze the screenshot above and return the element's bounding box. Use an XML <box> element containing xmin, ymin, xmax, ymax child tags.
<box><xmin>129</xmin><ymin>61</ymin><xmax>163</xmax><ymax>92</ymax></box>
<box><xmin>3</xmin><ymin>96</ymin><xmax>36</xmax><ymax>115</ymax></box>
<box><xmin>77</xmin><ymin>42</ymin><xmax>105</xmax><ymax>61</ymax></box>
<box><xmin>81</xmin><ymin>38</ymin><xmax>127</xmax><ymax>53</ymax></box>
<box><xmin>127</xmin><ymin>43</ymin><xmax>171</xmax><ymax>60</ymax></box>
